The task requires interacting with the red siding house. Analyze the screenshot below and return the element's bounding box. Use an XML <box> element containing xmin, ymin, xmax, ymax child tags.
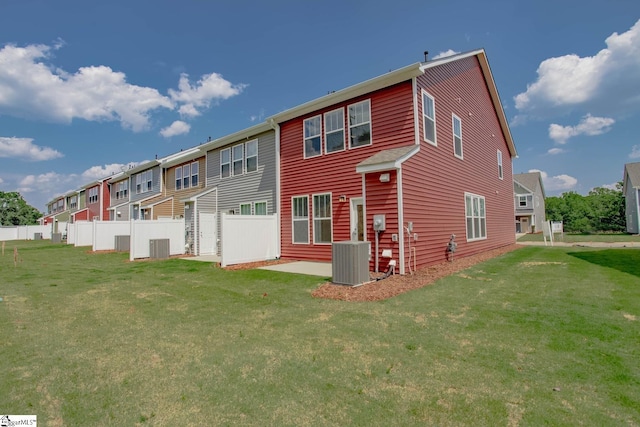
<box><xmin>84</xmin><ymin>179</ymin><xmax>111</xmax><ymax>221</ymax></box>
<box><xmin>271</xmin><ymin>49</ymin><xmax>517</xmax><ymax>275</ymax></box>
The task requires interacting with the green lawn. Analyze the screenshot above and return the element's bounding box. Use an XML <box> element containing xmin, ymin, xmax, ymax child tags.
<box><xmin>517</xmin><ymin>232</ymin><xmax>640</xmax><ymax>243</ymax></box>
<box><xmin>1</xmin><ymin>241</ymin><xmax>639</xmax><ymax>426</ymax></box>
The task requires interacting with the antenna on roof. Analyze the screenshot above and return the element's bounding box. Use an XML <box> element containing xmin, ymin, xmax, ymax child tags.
<box><xmin>424</xmin><ymin>51</ymin><xmax>429</xmax><ymax>62</ymax></box>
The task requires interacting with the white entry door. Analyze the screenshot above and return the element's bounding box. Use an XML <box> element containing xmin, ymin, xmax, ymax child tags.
<box><xmin>350</xmin><ymin>198</ymin><xmax>365</xmax><ymax>241</ymax></box>
<box><xmin>199</xmin><ymin>212</ymin><xmax>217</xmax><ymax>255</ymax></box>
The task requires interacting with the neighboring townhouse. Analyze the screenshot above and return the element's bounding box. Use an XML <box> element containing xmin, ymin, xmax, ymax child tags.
<box><xmin>140</xmin><ymin>147</ymin><xmax>205</xmax><ymax>220</ymax></box>
<box><xmin>514</xmin><ymin>172</ymin><xmax>546</xmax><ymax>233</ymax></box>
<box><xmin>82</xmin><ymin>178</ymin><xmax>111</xmax><ymax>221</ymax></box>
<box><xmin>107</xmin><ymin>171</ymin><xmax>131</xmax><ymax>221</ymax></box>
<box><xmin>43</xmin><ymin>195</ymin><xmax>68</xmax><ymax>233</ymax></box>
<box><xmin>68</xmin><ymin>188</ymin><xmax>88</xmax><ymax>222</ymax></box>
<box><xmin>270</xmin><ymin>49</ymin><xmax>517</xmax><ymax>274</ymax></box>
<box><xmin>623</xmin><ymin>162</ymin><xmax>640</xmax><ymax>234</ymax></box>
<box><xmin>183</xmin><ymin>122</ymin><xmax>276</xmax><ymax>256</ymax></box>
<box><xmin>113</xmin><ymin>160</ymin><xmax>162</xmax><ymax>220</ymax></box>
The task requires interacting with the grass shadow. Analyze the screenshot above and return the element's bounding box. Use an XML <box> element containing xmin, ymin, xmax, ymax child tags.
<box><xmin>567</xmin><ymin>249</ymin><xmax>640</xmax><ymax>278</ymax></box>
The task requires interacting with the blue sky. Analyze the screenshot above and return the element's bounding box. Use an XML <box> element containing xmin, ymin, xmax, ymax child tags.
<box><xmin>1</xmin><ymin>0</ymin><xmax>639</xmax><ymax>211</ymax></box>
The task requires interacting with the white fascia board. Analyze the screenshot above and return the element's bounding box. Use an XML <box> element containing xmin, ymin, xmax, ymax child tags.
<box><xmin>199</xmin><ymin>122</ymin><xmax>272</xmax><ymax>153</ymax></box>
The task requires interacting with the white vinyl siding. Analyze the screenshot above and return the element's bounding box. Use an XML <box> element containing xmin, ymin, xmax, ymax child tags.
<box><xmin>465</xmin><ymin>193</ymin><xmax>486</xmax><ymax>241</ymax></box>
<box><xmin>422</xmin><ymin>90</ymin><xmax>436</xmax><ymax>145</ymax></box>
<box><xmin>292</xmin><ymin>196</ymin><xmax>309</xmax><ymax>244</ymax></box>
<box><xmin>304</xmin><ymin>115</ymin><xmax>322</xmax><ymax>158</ymax></box>
<box><xmin>313</xmin><ymin>193</ymin><xmax>332</xmax><ymax>244</ymax></box>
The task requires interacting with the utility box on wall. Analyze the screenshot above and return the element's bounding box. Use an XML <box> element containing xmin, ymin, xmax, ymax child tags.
<box><xmin>332</xmin><ymin>241</ymin><xmax>370</xmax><ymax>286</ymax></box>
<box><xmin>114</xmin><ymin>235</ymin><xmax>130</xmax><ymax>252</ymax></box>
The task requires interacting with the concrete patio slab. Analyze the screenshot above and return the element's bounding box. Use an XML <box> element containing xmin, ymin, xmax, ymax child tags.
<box><xmin>258</xmin><ymin>261</ymin><xmax>332</xmax><ymax>277</ymax></box>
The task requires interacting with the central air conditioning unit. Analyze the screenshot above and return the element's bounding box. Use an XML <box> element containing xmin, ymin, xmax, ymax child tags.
<box><xmin>332</xmin><ymin>241</ymin><xmax>370</xmax><ymax>286</ymax></box>
<box><xmin>149</xmin><ymin>239</ymin><xmax>170</xmax><ymax>259</ymax></box>
<box><xmin>114</xmin><ymin>235</ymin><xmax>130</xmax><ymax>252</ymax></box>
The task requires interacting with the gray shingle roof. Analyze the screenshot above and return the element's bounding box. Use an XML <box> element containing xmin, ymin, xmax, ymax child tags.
<box><xmin>356</xmin><ymin>146</ymin><xmax>417</xmax><ymax>168</ymax></box>
<box><xmin>625</xmin><ymin>162</ymin><xmax>640</xmax><ymax>188</ymax></box>
<box><xmin>513</xmin><ymin>172</ymin><xmax>545</xmax><ymax>197</ymax></box>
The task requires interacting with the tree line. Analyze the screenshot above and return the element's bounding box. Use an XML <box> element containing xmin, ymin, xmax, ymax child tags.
<box><xmin>545</xmin><ymin>183</ymin><xmax>626</xmax><ymax>233</ymax></box>
<box><xmin>0</xmin><ymin>191</ymin><xmax>43</xmax><ymax>226</ymax></box>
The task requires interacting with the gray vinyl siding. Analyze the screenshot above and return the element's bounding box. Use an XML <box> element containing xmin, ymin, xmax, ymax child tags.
<box><xmin>206</xmin><ymin>129</ymin><xmax>277</xmax><ymax>215</ymax></box>
<box><xmin>129</xmin><ymin>165</ymin><xmax>162</xmax><ymax>203</ymax></box>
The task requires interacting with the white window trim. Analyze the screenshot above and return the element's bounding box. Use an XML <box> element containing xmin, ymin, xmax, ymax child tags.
<box><xmin>175</xmin><ymin>166</ymin><xmax>183</xmax><ymax>190</ymax></box>
<box><xmin>348</xmin><ymin>99</ymin><xmax>372</xmax><ymax>149</ymax></box>
<box><xmin>292</xmin><ymin>195</ymin><xmax>309</xmax><ymax>244</ymax></box>
<box><xmin>312</xmin><ymin>192</ymin><xmax>333</xmax><ymax>245</ymax></box>
<box><xmin>239</xmin><ymin>202</ymin><xmax>252</xmax><ymax>215</ymax></box>
<box><xmin>324</xmin><ymin>108</ymin><xmax>345</xmax><ymax>154</ymax></box>
<box><xmin>465</xmin><ymin>192</ymin><xmax>486</xmax><ymax>242</ymax></box>
<box><xmin>254</xmin><ymin>200</ymin><xmax>268</xmax><ymax>215</ymax></box>
<box><xmin>220</xmin><ymin>148</ymin><xmax>231</xmax><ymax>179</ymax></box>
<box><xmin>497</xmin><ymin>149</ymin><xmax>503</xmax><ymax>180</ymax></box>
<box><xmin>303</xmin><ymin>115</ymin><xmax>322</xmax><ymax>159</ymax></box>
<box><xmin>422</xmin><ymin>90</ymin><xmax>437</xmax><ymax>146</ymax></box>
<box><xmin>190</xmin><ymin>161</ymin><xmax>199</xmax><ymax>187</ymax></box>
<box><xmin>452</xmin><ymin>114</ymin><xmax>463</xmax><ymax>159</ymax></box>
<box><xmin>232</xmin><ymin>144</ymin><xmax>244</xmax><ymax>176</ymax></box>
<box><xmin>245</xmin><ymin>139</ymin><xmax>258</xmax><ymax>173</ymax></box>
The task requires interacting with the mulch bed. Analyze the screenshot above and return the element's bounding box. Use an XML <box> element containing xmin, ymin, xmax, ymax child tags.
<box><xmin>312</xmin><ymin>244</ymin><xmax>522</xmax><ymax>301</ymax></box>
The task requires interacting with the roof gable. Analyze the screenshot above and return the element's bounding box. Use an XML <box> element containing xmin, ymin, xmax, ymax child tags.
<box><xmin>514</xmin><ymin>172</ymin><xmax>545</xmax><ymax>198</ymax></box>
<box><xmin>624</xmin><ymin>162</ymin><xmax>640</xmax><ymax>191</ymax></box>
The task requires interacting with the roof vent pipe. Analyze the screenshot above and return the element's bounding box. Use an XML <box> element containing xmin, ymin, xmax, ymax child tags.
<box><xmin>424</xmin><ymin>51</ymin><xmax>429</xmax><ymax>62</ymax></box>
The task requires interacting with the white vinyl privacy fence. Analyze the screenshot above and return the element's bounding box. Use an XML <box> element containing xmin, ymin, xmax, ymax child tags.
<box><xmin>220</xmin><ymin>213</ymin><xmax>278</xmax><ymax>267</ymax></box>
<box><xmin>0</xmin><ymin>225</ymin><xmax>51</xmax><ymax>241</ymax></box>
<box><xmin>72</xmin><ymin>221</ymin><xmax>94</xmax><ymax>247</ymax></box>
<box><xmin>93</xmin><ymin>221</ymin><xmax>131</xmax><ymax>251</ymax></box>
<box><xmin>130</xmin><ymin>218</ymin><xmax>186</xmax><ymax>261</ymax></box>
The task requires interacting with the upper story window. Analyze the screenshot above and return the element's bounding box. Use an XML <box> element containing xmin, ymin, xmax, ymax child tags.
<box><xmin>324</xmin><ymin>108</ymin><xmax>345</xmax><ymax>153</ymax></box>
<box><xmin>221</xmin><ymin>148</ymin><xmax>231</xmax><ymax>178</ymax></box>
<box><xmin>465</xmin><ymin>193</ymin><xmax>486</xmax><ymax>241</ymax></box>
<box><xmin>349</xmin><ymin>100</ymin><xmax>371</xmax><ymax>148</ymax></box>
<box><xmin>190</xmin><ymin>162</ymin><xmax>199</xmax><ymax>187</ymax></box>
<box><xmin>422</xmin><ymin>91</ymin><xmax>436</xmax><ymax>145</ymax></box>
<box><xmin>232</xmin><ymin>144</ymin><xmax>244</xmax><ymax>175</ymax></box>
<box><xmin>518</xmin><ymin>195</ymin><xmax>529</xmax><ymax>207</ymax></box>
<box><xmin>176</xmin><ymin>167</ymin><xmax>183</xmax><ymax>190</ymax></box>
<box><xmin>176</xmin><ymin>162</ymin><xmax>199</xmax><ymax>190</ymax></box>
<box><xmin>497</xmin><ymin>150</ymin><xmax>503</xmax><ymax>180</ymax></box>
<box><xmin>88</xmin><ymin>187</ymin><xmax>99</xmax><ymax>204</ymax></box>
<box><xmin>304</xmin><ymin>115</ymin><xmax>322</xmax><ymax>158</ymax></box>
<box><xmin>69</xmin><ymin>195</ymin><xmax>77</xmax><ymax>210</ymax></box>
<box><xmin>452</xmin><ymin>114</ymin><xmax>463</xmax><ymax>159</ymax></box>
<box><xmin>57</xmin><ymin>199</ymin><xmax>64</xmax><ymax>211</ymax></box>
<box><xmin>115</xmin><ymin>180</ymin><xmax>128</xmax><ymax>200</ymax></box>
<box><xmin>135</xmin><ymin>170</ymin><xmax>153</xmax><ymax>194</ymax></box>
<box><xmin>245</xmin><ymin>140</ymin><xmax>258</xmax><ymax>173</ymax></box>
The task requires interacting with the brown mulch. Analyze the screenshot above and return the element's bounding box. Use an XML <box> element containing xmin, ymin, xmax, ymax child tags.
<box><xmin>312</xmin><ymin>244</ymin><xmax>522</xmax><ymax>301</ymax></box>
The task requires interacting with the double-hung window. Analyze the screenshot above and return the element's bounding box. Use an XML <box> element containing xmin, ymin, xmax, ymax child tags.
<box><xmin>304</xmin><ymin>115</ymin><xmax>322</xmax><ymax>158</ymax></box>
<box><xmin>116</xmin><ymin>180</ymin><xmax>128</xmax><ymax>199</ymax></box>
<box><xmin>136</xmin><ymin>170</ymin><xmax>152</xmax><ymax>194</ymax></box>
<box><xmin>422</xmin><ymin>91</ymin><xmax>436</xmax><ymax>145</ymax></box>
<box><xmin>497</xmin><ymin>150</ymin><xmax>503</xmax><ymax>180</ymax></box>
<box><xmin>220</xmin><ymin>148</ymin><xmax>231</xmax><ymax>178</ymax></box>
<box><xmin>324</xmin><ymin>108</ymin><xmax>345</xmax><ymax>153</ymax></box>
<box><xmin>245</xmin><ymin>140</ymin><xmax>258</xmax><ymax>173</ymax></box>
<box><xmin>89</xmin><ymin>187</ymin><xmax>99</xmax><ymax>204</ymax></box>
<box><xmin>465</xmin><ymin>193</ymin><xmax>486</xmax><ymax>241</ymax></box>
<box><xmin>255</xmin><ymin>201</ymin><xmax>267</xmax><ymax>215</ymax></box>
<box><xmin>182</xmin><ymin>164</ymin><xmax>191</xmax><ymax>189</ymax></box>
<box><xmin>190</xmin><ymin>162</ymin><xmax>199</xmax><ymax>187</ymax></box>
<box><xmin>313</xmin><ymin>193</ymin><xmax>332</xmax><ymax>244</ymax></box>
<box><xmin>175</xmin><ymin>167</ymin><xmax>182</xmax><ymax>190</ymax></box>
<box><xmin>519</xmin><ymin>196</ymin><xmax>528</xmax><ymax>207</ymax></box>
<box><xmin>349</xmin><ymin>100</ymin><xmax>371</xmax><ymax>148</ymax></box>
<box><xmin>70</xmin><ymin>195</ymin><xmax>77</xmax><ymax>210</ymax></box>
<box><xmin>292</xmin><ymin>196</ymin><xmax>309</xmax><ymax>244</ymax></box>
<box><xmin>452</xmin><ymin>114</ymin><xmax>463</xmax><ymax>159</ymax></box>
<box><xmin>240</xmin><ymin>203</ymin><xmax>252</xmax><ymax>215</ymax></box>
<box><xmin>233</xmin><ymin>144</ymin><xmax>243</xmax><ymax>175</ymax></box>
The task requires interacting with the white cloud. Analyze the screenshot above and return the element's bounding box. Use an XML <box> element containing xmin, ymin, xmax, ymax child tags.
<box><xmin>530</xmin><ymin>169</ymin><xmax>577</xmax><ymax>192</ymax></box>
<box><xmin>432</xmin><ymin>49</ymin><xmax>459</xmax><ymax>60</ymax></box>
<box><xmin>600</xmin><ymin>182</ymin><xmax>621</xmax><ymax>191</ymax></box>
<box><xmin>80</xmin><ymin>162</ymin><xmax>142</xmax><ymax>180</ymax></box>
<box><xmin>0</xmin><ymin>177</ymin><xmax>4</xmax><ymax>184</ymax></box>
<box><xmin>18</xmin><ymin>171</ymin><xmax>75</xmax><ymax>196</ymax></box>
<box><xmin>160</xmin><ymin>120</ymin><xmax>191</xmax><ymax>138</ymax></box>
<box><xmin>514</xmin><ymin>19</ymin><xmax>640</xmax><ymax>119</ymax></box>
<box><xmin>547</xmin><ymin>148</ymin><xmax>565</xmax><ymax>155</ymax></box>
<box><xmin>548</xmin><ymin>114</ymin><xmax>615</xmax><ymax>144</ymax></box>
<box><xmin>168</xmin><ymin>72</ymin><xmax>246</xmax><ymax>118</ymax></box>
<box><xmin>0</xmin><ymin>43</ymin><xmax>174</xmax><ymax>131</ymax></box>
<box><xmin>0</xmin><ymin>137</ymin><xmax>63</xmax><ymax>161</ymax></box>
<box><xmin>630</xmin><ymin>145</ymin><xmax>640</xmax><ymax>159</ymax></box>
<box><xmin>0</xmin><ymin>42</ymin><xmax>245</xmax><ymax>132</ymax></box>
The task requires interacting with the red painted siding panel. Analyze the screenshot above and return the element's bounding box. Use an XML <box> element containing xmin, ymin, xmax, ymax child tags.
<box><xmin>401</xmin><ymin>56</ymin><xmax>514</xmax><ymax>270</ymax></box>
<box><xmin>365</xmin><ymin>171</ymin><xmax>399</xmax><ymax>271</ymax></box>
<box><xmin>280</xmin><ymin>82</ymin><xmax>415</xmax><ymax>261</ymax></box>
